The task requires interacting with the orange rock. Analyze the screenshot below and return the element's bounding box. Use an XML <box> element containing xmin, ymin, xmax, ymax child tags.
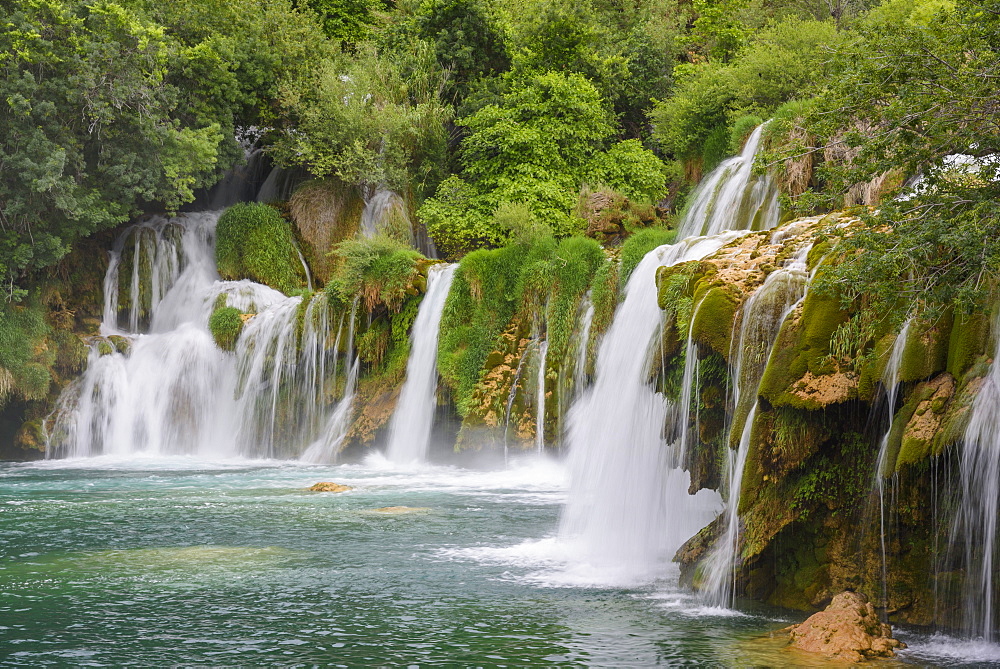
<box><xmin>307</xmin><ymin>482</ymin><xmax>353</xmax><ymax>493</ymax></box>
<box><xmin>785</xmin><ymin>591</ymin><xmax>905</xmax><ymax>662</ymax></box>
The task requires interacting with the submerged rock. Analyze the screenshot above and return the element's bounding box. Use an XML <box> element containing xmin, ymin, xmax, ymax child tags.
<box><xmin>368</xmin><ymin>506</ymin><xmax>430</xmax><ymax>514</ymax></box>
<box><xmin>784</xmin><ymin>591</ymin><xmax>905</xmax><ymax>662</ymax></box>
<box><xmin>307</xmin><ymin>482</ymin><xmax>353</xmax><ymax>493</ymax></box>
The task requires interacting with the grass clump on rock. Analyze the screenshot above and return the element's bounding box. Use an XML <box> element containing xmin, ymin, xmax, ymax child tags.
<box><xmin>215</xmin><ymin>203</ymin><xmax>306</xmax><ymax>294</ymax></box>
<box><xmin>327</xmin><ymin>235</ymin><xmax>423</xmax><ymax>312</ymax></box>
<box><xmin>209</xmin><ymin>306</ymin><xmax>244</xmax><ymax>351</ymax></box>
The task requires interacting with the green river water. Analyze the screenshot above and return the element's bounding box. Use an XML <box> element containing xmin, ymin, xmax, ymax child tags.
<box><xmin>0</xmin><ymin>455</ymin><xmax>994</xmax><ymax>666</ymax></box>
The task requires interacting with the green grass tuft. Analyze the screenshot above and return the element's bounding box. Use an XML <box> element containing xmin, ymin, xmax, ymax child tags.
<box><xmin>208</xmin><ymin>306</ymin><xmax>244</xmax><ymax>351</ymax></box>
<box><xmin>216</xmin><ymin>203</ymin><xmax>306</xmax><ymax>295</ymax></box>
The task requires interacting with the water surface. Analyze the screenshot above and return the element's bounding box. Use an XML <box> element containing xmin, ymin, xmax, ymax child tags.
<box><xmin>0</xmin><ymin>456</ymin><xmax>990</xmax><ymax>666</ymax></box>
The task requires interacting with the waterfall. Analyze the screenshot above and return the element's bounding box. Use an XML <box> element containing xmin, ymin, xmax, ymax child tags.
<box><xmin>384</xmin><ymin>264</ymin><xmax>457</xmax><ymax>464</ymax></box>
<box><xmin>535</xmin><ymin>339</ymin><xmax>549</xmax><ymax>453</ymax></box>
<box><xmin>574</xmin><ymin>295</ymin><xmax>595</xmax><ymax>392</ymax></box>
<box><xmin>558</xmin><ymin>233</ymin><xmax>742</xmax><ymax>582</ymax></box>
<box><xmin>677</xmin><ymin>124</ymin><xmax>780</xmax><ymax>238</ymax></box>
<box><xmin>301</xmin><ymin>300</ymin><xmax>360</xmax><ymax>464</ymax></box>
<box><xmin>700</xmin><ymin>242</ymin><xmax>812</xmax><ymax>606</ymax></box>
<box><xmin>950</xmin><ymin>326</ymin><xmax>1000</xmax><ymax>641</ymax></box>
<box><xmin>46</xmin><ymin>212</ymin><xmax>348</xmax><ymax>460</ymax></box>
<box><xmin>360</xmin><ymin>188</ymin><xmax>413</xmax><ymax>245</ymax></box>
<box><xmin>872</xmin><ymin>317</ymin><xmax>913</xmax><ymax>614</ymax></box>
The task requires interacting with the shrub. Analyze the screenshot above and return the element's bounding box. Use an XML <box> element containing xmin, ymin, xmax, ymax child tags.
<box><xmin>585</xmin><ymin>140</ymin><xmax>669</xmax><ymax>203</ymax></box>
<box><xmin>326</xmin><ymin>236</ymin><xmax>422</xmax><ymax>312</ymax></box>
<box><xmin>0</xmin><ymin>301</ymin><xmax>51</xmax><ymax>406</ymax></box>
<box><xmin>620</xmin><ymin>227</ymin><xmax>678</xmax><ymax>284</ymax></box>
<box><xmin>729</xmin><ymin>114</ymin><xmax>763</xmax><ymax>153</ymax></box>
<box><xmin>208</xmin><ymin>306</ymin><xmax>244</xmax><ymax>351</ymax></box>
<box><xmin>701</xmin><ymin>124</ymin><xmax>731</xmax><ymax>174</ymax></box>
<box><xmin>215</xmin><ymin>203</ymin><xmax>306</xmax><ymax>295</ymax></box>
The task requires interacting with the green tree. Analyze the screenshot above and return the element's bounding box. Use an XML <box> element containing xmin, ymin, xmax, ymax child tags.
<box><xmin>0</xmin><ymin>0</ymin><xmax>224</xmax><ymax>300</ymax></box>
<box><xmin>420</xmin><ymin>71</ymin><xmax>667</xmax><ymax>256</ymax></box>
<box><xmin>273</xmin><ymin>43</ymin><xmax>452</xmax><ymax>195</ymax></box>
<box><xmin>806</xmin><ymin>0</ymin><xmax>1000</xmax><ymax>316</ymax></box>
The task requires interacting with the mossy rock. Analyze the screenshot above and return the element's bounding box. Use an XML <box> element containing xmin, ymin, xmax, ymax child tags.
<box><xmin>307</xmin><ymin>482</ymin><xmax>353</xmax><ymax>493</ymax></box>
<box><xmin>655</xmin><ymin>260</ymin><xmax>705</xmax><ymax>311</ymax></box>
<box><xmin>690</xmin><ymin>282</ymin><xmax>741</xmax><ymax>358</ymax></box>
<box><xmin>216</xmin><ymin>203</ymin><xmax>307</xmax><ymax>294</ymax></box>
<box><xmin>806</xmin><ymin>239</ymin><xmax>834</xmax><ymax>273</ymax></box>
<box><xmin>208</xmin><ymin>306</ymin><xmax>244</xmax><ymax>351</ymax></box>
<box><xmin>895</xmin><ymin>374</ymin><xmax>954</xmax><ymax>470</ymax></box>
<box><xmin>856</xmin><ymin>333</ymin><xmax>897</xmax><ymax>402</ymax></box>
<box><xmin>899</xmin><ymin>313</ymin><xmax>952</xmax><ymax>383</ymax></box>
<box><xmin>759</xmin><ymin>291</ymin><xmax>852</xmax><ymax>409</ymax></box>
<box><xmin>108</xmin><ymin>335</ymin><xmax>132</xmax><ymax>356</ymax></box>
<box><xmin>946</xmin><ymin>311</ymin><xmax>990</xmax><ymax>379</ymax></box>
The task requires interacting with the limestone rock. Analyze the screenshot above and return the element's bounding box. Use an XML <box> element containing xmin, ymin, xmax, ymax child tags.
<box><xmin>307</xmin><ymin>482</ymin><xmax>353</xmax><ymax>493</ymax></box>
<box><xmin>368</xmin><ymin>506</ymin><xmax>429</xmax><ymax>514</ymax></box>
<box><xmin>785</xmin><ymin>591</ymin><xmax>905</xmax><ymax>662</ymax></box>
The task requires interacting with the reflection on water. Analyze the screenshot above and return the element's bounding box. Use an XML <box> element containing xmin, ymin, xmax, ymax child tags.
<box><xmin>0</xmin><ymin>456</ymin><xmax>993</xmax><ymax>666</ymax></box>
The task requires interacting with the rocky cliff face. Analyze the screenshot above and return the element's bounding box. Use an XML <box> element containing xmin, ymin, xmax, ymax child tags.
<box><xmin>660</xmin><ymin>216</ymin><xmax>992</xmax><ymax>628</ymax></box>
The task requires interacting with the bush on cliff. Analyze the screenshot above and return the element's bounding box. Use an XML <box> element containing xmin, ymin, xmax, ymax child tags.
<box><xmin>215</xmin><ymin>203</ymin><xmax>306</xmax><ymax>295</ymax></box>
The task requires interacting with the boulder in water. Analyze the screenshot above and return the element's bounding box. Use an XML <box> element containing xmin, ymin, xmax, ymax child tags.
<box><xmin>369</xmin><ymin>506</ymin><xmax>429</xmax><ymax>514</ymax></box>
<box><xmin>307</xmin><ymin>482</ymin><xmax>353</xmax><ymax>493</ymax></box>
<box><xmin>784</xmin><ymin>591</ymin><xmax>905</xmax><ymax>662</ymax></box>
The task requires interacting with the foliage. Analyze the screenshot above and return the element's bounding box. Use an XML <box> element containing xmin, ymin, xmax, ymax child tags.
<box><xmin>0</xmin><ymin>300</ymin><xmax>52</xmax><ymax>405</ymax></box>
<box><xmin>389</xmin><ymin>0</ymin><xmax>511</xmax><ymax>105</ymax></box>
<box><xmin>215</xmin><ymin>203</ymin><xmax>305</xmax><ymax>294</ymax></box>
<box><xmin>585</xmin><ymin>140</ymin><xmax>669</xmax><ymax>203</ymax></box>
<box><xmin>806</xmin><ymin>0</ymin><xmax>1000</xmax><ymax>317</ymax></box>
<box><xmin>299</xmin><ymin>0</ymin><xmax>385</xmax><ymax>44</ymax></box>
<box><xmin>620</xmin><ymin>227</ymin><xmax>678</xmax><ymax>284</ymax></box>
<box><xmin>650</xmin><ymin>16</ymin><xmax>842</xmax><ymax>161</ymax></box>
<box><xmin>273</xmin><ymin>43</ymin><xmax>452</xmax><ymax>196</ymax></box>
<box><xmin>326</xmin><ymin>235</ymin><xmax>422</xmax><ymax>312</ymax></box>
<box><xmin>0</xmin><ymin>0</ymin><xmax>332</xmax><ymax>300</ymax></box>
<box><xmin>420</xmin><ymin>71</ymin><xmax>666</xmax><ymax>257</ymax></box>
<box><xmin>506</xmin><ymin>0</ymin><xmax>678</xmax><ymax>136</ymax></box>
<box><xmin>729</xmin><ymin>114</ymin><xmax>763</xmax><ymax>153</ymax></box>
<box><xmin>208</xmin><ymin>306</ymin><xmax>244</xmax><ymax>351</ymax></box>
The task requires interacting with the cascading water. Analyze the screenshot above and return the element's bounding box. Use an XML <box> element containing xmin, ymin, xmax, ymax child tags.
<box><xmin>677</xmin><ymin>124</ymin><xmax>780</xmax><ymax>238</ymax></box>
<box><xmin>535</xmin><ymin>339</ymin><xmax>549</xmax><ymax>453</ymax></box>
<box><xmin>574</xmin><ymin>295</ymin><xmax>594</xmax><ymax>392</ymax></box>
<box><xmin>46</xmin><ymin>211</ymin><xmax>349</xmax><ymax>460</ymax></box>
<box><xmin>384</xmin><ymin>264</ymin><xmax>457</xmax><ymax>464</ymax></box>
<box><xmin>873</xmin><ymin>317</ymin><xmax>913</xmax><ymax>613</ymax></box>
<box><xmin>360</xmin><ymin>188</ymin><xmax>414</xmax><ymax>245</ymax></box>
<box><xmin>700</xmin><ymin>242</ymin><xmax>812</xmax><ymax>606</ymax></box>
<box><xmin>558</xmin><ymin>233</ymin><xmax>742</xmax><ymax>582</ymax></box>
<box><xmin>301</xmin><ymin>300</ymin><xmax>360</xmax><ymax>464</ymax></box>
<box><xmin>950</xmin><ymin>324</ymin><xmax>1000</xmax><ymax>641</ymax></box>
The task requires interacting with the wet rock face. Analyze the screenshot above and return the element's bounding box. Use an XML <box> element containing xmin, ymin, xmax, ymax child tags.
<box><xmin>785</xmin><ymin>591</ymin><xmax>905</xmax><ymax>662</ymax></box>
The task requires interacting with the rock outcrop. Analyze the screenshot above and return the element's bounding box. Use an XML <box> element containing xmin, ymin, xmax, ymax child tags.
<box><xmin>307</xmin><ymin>482</ymin><xmax>353</xmax><ymax>493</ymax></box>
<box><xmin>784</xmin><ymin>591</ymin><xmax>905</xmax><ymax>662</ymax></box>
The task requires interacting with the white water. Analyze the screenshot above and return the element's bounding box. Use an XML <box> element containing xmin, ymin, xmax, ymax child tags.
<box><xmin>557</xmin><ymin>233</ymin><xmax>742</xmax><ymax>584</ymax></box>
<box><xmin>700</xmin><ymin>243</ymin><xmax>812</xmax><ymax>606</ymax></box>
<box><xmin>47</xmin><ymin>212</ymin><xmax>351</xmax><ymax>460</ymax></box>
<box><xmin>677</xmin><ymin>124</ymin><xmax>780</xmax><ymax>238</ymax></box>
<box><xmin>951</xmin><ymin>324</ymin><xmax>1000</xmax><ymax>641</ymax></box>
<box><xmin>535</xmin><ymin>339</ymin><xmax>549</xmax><ymax>453</ymax></box>
<box><xmin>360</xmin><ymin>188</ymin><xmax>413</xmax><ymax>244</ymax></box>
<box><xmin>873</xmin><ymin>317</ymin><xmax>913</xmax><ymax>613</ymax></box>
<box><xmin>574</xmin><ymin>295</ymin><xmax>594</xmax><ymax>392</ymax></box>
<box><xmin>385</xmin><ymin>264</ymin><xmax>457</xmax><ymax>464</ymax></box>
